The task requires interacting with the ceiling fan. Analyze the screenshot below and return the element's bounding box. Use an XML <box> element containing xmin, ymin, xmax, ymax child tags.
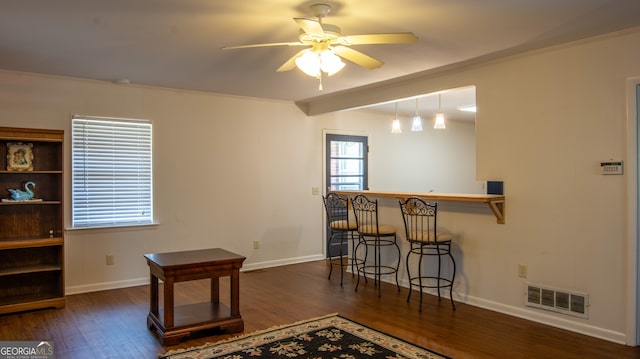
<box><xmin>222</xmin><ymin>3</ymin><xmax>417</xmax><ymax>89</ymax></box>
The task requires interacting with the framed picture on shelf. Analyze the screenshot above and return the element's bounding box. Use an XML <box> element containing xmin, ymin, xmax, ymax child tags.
<box><xmin>7</xmin><ymin>142</ymin><xmax>34</xmax><ymax>171</ymax></box>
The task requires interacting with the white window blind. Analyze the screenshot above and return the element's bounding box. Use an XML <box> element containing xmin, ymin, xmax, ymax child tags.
<box><xmin>71</xmin><ymin>116</ymin><xmax>153</xmax><ymax>228</ymax></box>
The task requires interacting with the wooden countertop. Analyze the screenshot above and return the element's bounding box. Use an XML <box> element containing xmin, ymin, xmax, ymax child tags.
<box><xmin>334</xmin><ymin>190</ymin><xmax>505</xmax><ymax>224</ymax></box>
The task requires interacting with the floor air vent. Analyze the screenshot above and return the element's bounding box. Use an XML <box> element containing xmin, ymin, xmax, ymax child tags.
<box><xmin>525</xmin><ymin>283</ymin><xmax>588</xmax><ymax>318</ymax></box>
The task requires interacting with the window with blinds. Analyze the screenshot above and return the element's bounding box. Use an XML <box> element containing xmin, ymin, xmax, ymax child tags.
<box><xmin>71</xmin><ymin>116</ymin><xmax>153</xmax><ymax>228</ymax></box>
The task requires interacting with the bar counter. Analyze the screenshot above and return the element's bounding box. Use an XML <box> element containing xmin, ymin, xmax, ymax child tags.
<box><xmin>334</xmin><ymin>190</ymin><xmax>505</xmax><ymax>224</ymax></box>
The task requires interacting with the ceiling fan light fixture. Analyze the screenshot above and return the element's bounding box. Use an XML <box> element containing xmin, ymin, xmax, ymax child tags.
<box><xmin>295</xmin><ymin>49</ymin><xmax>345</xmax><ymax>77</ymax></box>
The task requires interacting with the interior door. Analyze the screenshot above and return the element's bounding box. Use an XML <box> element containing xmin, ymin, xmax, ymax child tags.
<box><xmin>325</xmin><ymin>134</ymin><xmax>368</xmax><ymax>258</ymax></box>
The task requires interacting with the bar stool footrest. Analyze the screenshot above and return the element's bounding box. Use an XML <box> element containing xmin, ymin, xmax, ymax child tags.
<box><xmin>360</xmin><ymin>265</ymin><xmax>399</xmax><ymax>276</ymax></box>
<box><xmin>408</xmin><ymin>276</ymin><xmax>453</xmax><ymax>289</ymax></box>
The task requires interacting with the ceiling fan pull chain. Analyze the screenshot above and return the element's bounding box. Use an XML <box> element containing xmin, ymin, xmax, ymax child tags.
<box><xmin>318</xmin><ymin>72</ymin><xmax>323</xmax><ymax>91</ymax></box>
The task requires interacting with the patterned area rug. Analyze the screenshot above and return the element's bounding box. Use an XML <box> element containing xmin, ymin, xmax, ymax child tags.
<box><xmin>160</xmin><ymin>314</ymin><xmax>449</xmax><ymax>359</ymax></box>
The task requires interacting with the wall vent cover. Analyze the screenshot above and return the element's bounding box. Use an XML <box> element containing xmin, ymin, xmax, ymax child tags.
<box><xmin>525</xmin><ymin>283</ymin><xmax>588</xmax><ymax>318</ymax></box>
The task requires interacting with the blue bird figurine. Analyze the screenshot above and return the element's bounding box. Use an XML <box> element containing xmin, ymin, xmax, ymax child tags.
<box><xmin>9</xmin><ymin>181</ymin><xmax>35</xmax><ymax>201</ymax></box>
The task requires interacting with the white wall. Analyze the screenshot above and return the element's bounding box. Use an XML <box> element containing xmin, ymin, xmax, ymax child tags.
<box><xmin>0</xmin><ymin>72</ymin><xmax>326</xmax><ymax>293</ymax></box>
<box><xmin>472</xmin><ymin>30</ymin><xmax>637</xmax><ymax>344</ymax></box>
<box><xmin>370</xmin><ymin>116</ymin><xmax>480</xmax><ymax>193</ymax></box>
<box><xmin>0</xmin><ymin>26</ymin><xmax>638</xmax><ymax>346</ymax></box>
<box><xmin>307</xmin><ymin>28</ymin><xmax>640</xmax><ymax>344</ymax></box>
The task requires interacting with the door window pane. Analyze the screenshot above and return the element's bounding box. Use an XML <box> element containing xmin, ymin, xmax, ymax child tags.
<box><xmin>326</xmin><ymin>134</ymin><xmax>367</xmax><ymax>192</ymax></box>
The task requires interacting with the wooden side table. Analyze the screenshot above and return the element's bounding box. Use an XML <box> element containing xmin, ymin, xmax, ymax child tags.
<box><xmin>144</xmin><ymin>248</ymin><xmax>246</xmax><ymax>346</ymax></box>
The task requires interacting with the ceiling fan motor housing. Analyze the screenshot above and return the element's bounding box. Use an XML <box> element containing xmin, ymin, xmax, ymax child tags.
<box><xmin>310</xmin><ymin>3</ymin><xmax>332</xmax><ymax>18</ymax></box>
<box><xmin>299</xmin><ymin>23</ymin><xmax>341</xmax><ymax>44</ymax></box>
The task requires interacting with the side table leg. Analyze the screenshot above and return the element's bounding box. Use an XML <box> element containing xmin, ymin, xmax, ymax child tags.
<box><xmin>163</xmin><ymin>276</ymin><xmax>175</xmax><ymax>328</ymax></box>
<box><xmin>211</xmin><ymin>276</ymin><xmax>220</xmax><ymax>304</ymax></box>
<box><xmin>150</xmin><ymin>273</ymin><xmax>159</xmax><ymax>317</ymax></box>
<box><xmin>230</xmin><ymin>269</ymin><xmax>240</xmax><ymax>317</ymax></box>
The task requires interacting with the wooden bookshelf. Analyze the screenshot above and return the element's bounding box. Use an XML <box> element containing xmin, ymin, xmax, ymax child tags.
<box><xmin>0</xmin><ymin>127</ymin><xmax>65</xmax><ymax>314</ymax></box>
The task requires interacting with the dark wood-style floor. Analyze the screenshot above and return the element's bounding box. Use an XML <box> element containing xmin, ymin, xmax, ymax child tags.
<box><xmin>1</xmin><ymin>260</ymin><xmax>639</xmax><ymax>358</ymax></box>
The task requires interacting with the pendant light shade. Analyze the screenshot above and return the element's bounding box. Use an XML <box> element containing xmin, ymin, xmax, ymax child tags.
<box><xmin>391</xmin><ymin>102</ymin><xmax>401</xmax><ymax>134</ymax></box>
<box><xmin>434</xmin><ymin>113</ymin><xmax>446</xmax><ymax>129</ymax></box>
<box><xmin>295</xmin><ymin>50</ymin><xmax>321</xmax><ymax>77</ymax></box>
<box><xmin>434</xmin><ymin>94</ymin><xmax>446</xmax><ymax>129</ymax></box>
<box><xmin>391</xmin><ymin>119</ymin><xmax>402</xmax><ymax>133</ymax></box>
<box><xmin>411</xmin><ymin>97</ymin><xmax>423</xmax><ymax>132</ymax></box>
<box><xmin>319</xmin><ymin>50</ymin><xmax>345</xmax><ymax>75</ymax></box>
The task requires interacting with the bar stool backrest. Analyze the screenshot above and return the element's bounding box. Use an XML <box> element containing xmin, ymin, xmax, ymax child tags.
<box><xmin>322</xmin><ymin>192</ymin><xmax>351</xmax><ymax>230</ymax></box>
<box><xmin>399</xmin><ymin>197</ymin><xmax>439</xmax><ymax>243</ymax></box>
<box><xmin>351</xmin><ymin>194</ymin><xmax>382</xmax><ymax>235</ymax></box>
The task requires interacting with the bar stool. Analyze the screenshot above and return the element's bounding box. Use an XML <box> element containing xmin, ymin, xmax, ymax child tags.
<box><xmin>322</xmin><ymin>192</ymin><xmax>359</xmax><ymax>286</ymax></box>
<box><xmin>351</xmin><ymin>194</ymin><xmax>401</xmax><ymax>297</ymax></box>
<box><xmin>399</xmin><ymin>197</ymin><xmax>456</xmax><ymax>311</ymax></box>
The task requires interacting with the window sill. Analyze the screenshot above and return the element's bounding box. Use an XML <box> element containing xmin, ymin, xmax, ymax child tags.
<box><xmin>66</xmin><ymin>222</ymin><xmax>159</xmax><ymax>232</ymax></box>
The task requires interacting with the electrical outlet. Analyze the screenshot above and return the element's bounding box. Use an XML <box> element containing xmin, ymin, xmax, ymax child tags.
<box><xmin>518</xmin><ymin>264</ymin><xmax>527</xmax><ymax>278</ymax></box>
<box><xmin>253</xmin><ymin>240</ymin><xmax>260</xmax><ymax>249</ymax></box>
<box><xmin>106</xmin><ymin>254</ymin><xmax>114</xmax><ymax>265</ymax></box>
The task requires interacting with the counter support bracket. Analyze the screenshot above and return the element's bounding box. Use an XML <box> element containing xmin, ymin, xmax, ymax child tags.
<box><xmin>488</xmin><ymin>200</ymin><xmax>505</xmax><ymax>224</ymax></box>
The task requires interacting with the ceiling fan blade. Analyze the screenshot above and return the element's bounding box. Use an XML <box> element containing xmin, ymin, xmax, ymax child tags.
<box><xmin>332</xmin><ymin>46</ymin><xmax>383</xmax><ymax>69</ymax></box>
<box><xmin>276</xmin><ymin>49</ymin><xmax>307</xmax><ymax>72</ymax></box>
<box><xmin>340</xmin><ymin>33</ymin><xmax>418</xmax><ymax>45</ymax></box>
<box><xmin>223</xmin><ymin>42</ymin><xmax>304</xmax><ymax>50</ymax></box>
<box><xmin>294</xmin><ymin>18</ymin><xmax>324</xmax><ymax>37</ymax></box>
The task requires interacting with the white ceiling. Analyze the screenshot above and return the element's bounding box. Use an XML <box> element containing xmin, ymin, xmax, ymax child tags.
<box><xmin>1</xmin><ymin>0</ymin><xmax>639</xmax><ymax>114</ymax></box>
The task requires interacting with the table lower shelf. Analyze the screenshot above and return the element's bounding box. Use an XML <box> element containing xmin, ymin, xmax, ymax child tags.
<box><xmin>147</xmin><ymin>302</ymin><xmax>244</xmax><ymax>346</ymax></box>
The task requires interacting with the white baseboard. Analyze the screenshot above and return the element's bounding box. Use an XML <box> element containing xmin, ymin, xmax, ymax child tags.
<box><xmin>65</xmin><ymin>254</ymin><xmax>325</xmax><ymax>295</ymax></box>
<box><xmin>66</xmin><ymin>277</ymin><xmax>148</xmax><ymax>295</ymax></box>
<box><xmin>241</xmin><ymin>254</ymin><xmax>325</xmax><ymax>272</ymax></box>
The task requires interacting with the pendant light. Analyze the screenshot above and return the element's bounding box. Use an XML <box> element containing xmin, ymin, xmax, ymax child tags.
<box><xmin>391</xmin><ymin>102</ymin><xmax>401</xmax><ymax>134</ymax></box>
<box><xmin>434</xmin><ymin>94</ymin><xmax>446</xmax><ymax>129</ymax></box>
<box><xmin>411</xmin><ymin>97</ymin><xmax>423</xmax><ymax>132</ymax></box>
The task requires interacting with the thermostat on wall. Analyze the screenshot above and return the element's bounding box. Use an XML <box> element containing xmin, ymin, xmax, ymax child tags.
<box><xmin>600</xmin><ymin>160</ymin><xmax>623</xmax><ymax>175</ymax></box>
